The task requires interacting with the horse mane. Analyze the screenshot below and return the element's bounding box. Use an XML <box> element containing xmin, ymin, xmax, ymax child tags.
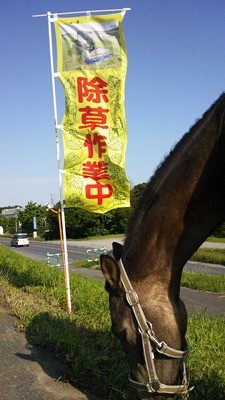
<box><xmin>125</xmin><ymin>92</ymin><xmax>225</xmax><ymax>245</ymax></box>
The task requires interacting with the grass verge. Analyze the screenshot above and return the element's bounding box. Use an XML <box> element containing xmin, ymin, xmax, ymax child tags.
<box><xmin>191</xmin><ymin>248</ymin><xmax>225</xmax><ymax>266</ymax></box>
<box><xmin>0</xmin><ymin>244</ymin><xmax>224</xmax><ymax>399</ymax></box>
<box><xmin>73</xmin><ymin>259</ymin><xmax>225</xmax><ymax>295</ymax></box>
<box><xmin>181</xmin><ymin>271</ymin><xmax>225</xmax><ymax>294</ymax></box>
<box><xmin>207</xmin><ymin>236</ymin><xmax>225</xmax><ymax>243</ymax></box>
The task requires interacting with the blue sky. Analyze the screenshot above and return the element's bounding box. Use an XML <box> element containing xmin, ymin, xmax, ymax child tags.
<box><xmin>1</xmin><ymin>0</ymin><xmax>225</xmax><ymax>207</ymax></box>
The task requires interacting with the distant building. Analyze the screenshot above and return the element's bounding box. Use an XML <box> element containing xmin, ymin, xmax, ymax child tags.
<box><xmin>2</xmin><ymin>207</ymin><xmax>24</xmax><ymax>218</ymax></box>
<box><xmin>0</xmin><ymin>226</ymin><xmax>3</xmax><ymax>235</ymax></box>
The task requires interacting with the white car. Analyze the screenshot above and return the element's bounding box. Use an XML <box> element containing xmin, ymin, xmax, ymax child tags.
<box><xmin>11</xmin><ymin>233</ymin><xmax>29</xmax><ymax>247</ymax></box>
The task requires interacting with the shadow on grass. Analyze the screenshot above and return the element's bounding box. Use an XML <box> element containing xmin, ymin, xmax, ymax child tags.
<box><xmin>23</xmin><ymin>312</ymin><xmax>225</xmax><ymax>400</ymax></box>
<box><xmin>24</xmin><ymin>312</ymin><xmax>133</xmax><ymax>400</ymax></box>
<box><xmin>0</xmin><ymin>247</ymin><xmax>224</xmax><ymax>400</ymax></box>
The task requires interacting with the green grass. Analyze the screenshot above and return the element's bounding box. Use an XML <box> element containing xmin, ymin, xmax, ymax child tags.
<box><xmin>72</xmin><ymin>234</ymin><xmax>123</xmax><ymax>241</ymax></box>
<box><xmin>207</xmin><ymin>236</ymin><xmax>225</xmax><ymax>243</ymax></box>
<box><xmin>181</xmin><ymin>271</ymin><xmax>225</xmax><ymax>294</ymax></box>
<box><xmin>0</xmin><ymin>244</ymin><xmax>224</xmax><ymax>399</ymax></box>
<box><xmin>187</xmin><ymin>313</ymin><xmax>225</xmax><ymax>399</ymax></box>
<box><xmin>73</xmin><ymin>259</ymin><xmax>225</xmax><ymax>295</ymax></box>
<box><xmin>191</xmin><ymin>248</ymin><xmax>225</xmax><ymax>266</ymax></box>
<box><xmin>73</xmin><ymin>259</ymin><xmax>99</xmax><ymax>268</ymax></box>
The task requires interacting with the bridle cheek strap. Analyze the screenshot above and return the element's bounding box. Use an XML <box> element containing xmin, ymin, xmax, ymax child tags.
<box><xmin>117</xmin><ymin>258</ymin><xmax>189</xmax><ymax>395</ymax></box>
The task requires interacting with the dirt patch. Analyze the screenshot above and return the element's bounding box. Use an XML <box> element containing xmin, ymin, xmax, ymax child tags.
<box><xmin>0</xmin><ymin>303</ymin><xmax>97</xmax><ymax>400</ymax></box>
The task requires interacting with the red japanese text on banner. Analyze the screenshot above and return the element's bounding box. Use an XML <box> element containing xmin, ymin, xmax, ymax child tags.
<box><xmin>54</xmin><ymin>12</ymin><xmax>130</xmax><ymax>213</ymax></box>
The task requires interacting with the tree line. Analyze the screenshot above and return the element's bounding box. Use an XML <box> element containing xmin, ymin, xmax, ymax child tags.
<box><xmin>0</xmin><ymin>183</ymin><xmax>147</xmax><ymax>239</ymax></box>
<box><xmin>1</xmin><ymin>181</ymin><xmax>225</xmax><ymax>239</ymax></box>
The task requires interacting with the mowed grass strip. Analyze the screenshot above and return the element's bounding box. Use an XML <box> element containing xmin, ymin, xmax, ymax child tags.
<box><xmin>0</xmin><ymin>244</ymin><xmax>224</xmax><ymax>399</ymax></box>
<box><xmin>181</xmin><ymin>270</ymin><xmax>225</xmax><ymax>294</ymax></box>
<box><xmin>191</xmin><ymin>247</ymin><xmax>225</xmax><ymax>266</ymax></box>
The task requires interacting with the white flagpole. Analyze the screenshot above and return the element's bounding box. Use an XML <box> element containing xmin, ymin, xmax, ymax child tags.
<box><xmin>33</xmin><ymin>8</ymin><xmax>131</xmax><ymax>18</ymax></box>
<box><xmin>47</xmin><ymin>11</ymin><xmax>72</xmax><ymax>313</ymax></box>
<box><xmin>34</xmin><ymin>7</ymin><xmax>132</xmax><ymax>312</ymax></box>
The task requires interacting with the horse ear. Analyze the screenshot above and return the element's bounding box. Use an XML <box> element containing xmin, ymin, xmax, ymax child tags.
<box><xmin>100</xmin><ymin>254</ymin><xmax>120</xmax><ymax>289</ymax></box>
<box><xmin>112</xmin><ymin>242</ymin><xmax>123</xmax><ymax>260</ymax></box>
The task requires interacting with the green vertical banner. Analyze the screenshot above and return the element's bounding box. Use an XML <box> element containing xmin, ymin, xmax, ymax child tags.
<box><xmin>54</xmin><ymin>12</ymin><xmax>130</xmax><ymax>213</ymax></box>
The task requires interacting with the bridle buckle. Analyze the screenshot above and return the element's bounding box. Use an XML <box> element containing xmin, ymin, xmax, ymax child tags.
<box><xmin>126</xmin><ymin>289</ymin><xmax>139</xmax><ymax>306</ymax></box>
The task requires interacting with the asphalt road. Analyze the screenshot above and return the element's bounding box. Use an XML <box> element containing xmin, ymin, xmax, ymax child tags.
<box><xmin>0</xmin><ymin>237</ymin><xmax>88</xmax><ymax>264</ymax></box>
<box><xmin>0</xmin><ymin>237</ymin><xmax>109</xmax><ymax>267</ymax></box>
<box><xmin>0</xmin><ymin>236</ymin><xmax>225</xmax><ymax>276</ymax></box>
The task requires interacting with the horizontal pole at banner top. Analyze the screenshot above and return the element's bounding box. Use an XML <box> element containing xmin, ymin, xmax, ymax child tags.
<box><xmin>33</xmin><ymin>8</ymin><xmax>131</xmax><ymax>18</ymax></box>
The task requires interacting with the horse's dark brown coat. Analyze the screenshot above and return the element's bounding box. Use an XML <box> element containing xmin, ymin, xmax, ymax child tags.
<box><xmin>101</xmin><ymin>93</ymin><xmax>225</xmax><ymax>399</ymax></box>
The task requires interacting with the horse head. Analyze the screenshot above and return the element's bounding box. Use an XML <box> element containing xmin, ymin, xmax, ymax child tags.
<box><xmin>101</xmin><ymin>242</ymin><xmax>188</xmax><ymax>400</ymax></box>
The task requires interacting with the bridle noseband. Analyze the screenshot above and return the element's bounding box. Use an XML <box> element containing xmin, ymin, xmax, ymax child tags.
<box><xmin>117</xmin><ymin>257</ymin><xmax>189</xmax><ymax>396</ymax></box>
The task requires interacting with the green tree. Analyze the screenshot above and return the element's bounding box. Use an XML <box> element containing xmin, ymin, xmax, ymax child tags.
<box><xmin>45</xmin><ymin>204</ymin><xmax>132</xmax><ymax>240</ymax></box>
<box><xmin>130</xmin><ymin>182</ymin><xmax>147</xmax><ymax>208</ymax></box>
<box><xmin>0</xmin><ymin>214</ymin><xmax>9</xmax><ymax>233</ymax></box>
<box><xmin>44</xmin><ymin>184</ymin><xmax>151</xmax><ymax>240</ymax></box>
<box><xmin>45</xmin><ymin>204</ymin><xmax>60</xmax><ymax>240</ymax></box>
<box><xmin>104</xmin><ymin>208</ymin><xmax>130</xmax><ymax>234</ymax></box>
<box><xmin>6</xmin><ymin>217</ymin><xmax>17</xmax><ymax>234</ymax></box>
<box><xmin>18</xmin><ymin>202</ymin><xmax>48</xmax><ymax>237</ymax></box>
<box><xmin>65</xmin><ymin>208</ymin><xmax>102</xmax><ymax>238</ymax></box>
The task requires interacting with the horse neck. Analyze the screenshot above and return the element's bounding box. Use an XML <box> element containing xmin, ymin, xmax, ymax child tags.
<box><xmin>123</xmin><ymin>94</ymin><xmax>225</xmax><ymax>287</ymax></box>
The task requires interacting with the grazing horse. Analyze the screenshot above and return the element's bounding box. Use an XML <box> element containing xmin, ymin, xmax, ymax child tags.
<box><xmin>100</xmin><ymin>93</ymin><xmax>225</xmax><ymax>399</ymax></box>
